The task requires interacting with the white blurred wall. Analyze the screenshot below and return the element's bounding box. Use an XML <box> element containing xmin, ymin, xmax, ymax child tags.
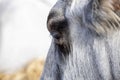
<box><xmin>0</xmin><ymin>0</ymin><xmax>57</xmax><ymax>73</ymax></box>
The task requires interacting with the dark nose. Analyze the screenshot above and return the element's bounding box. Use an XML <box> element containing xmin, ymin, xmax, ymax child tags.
<box><xmin>47</xmin><ymin>9</ymin><xmax>68</xmax><ymax>40</ymax></box>
<box><xmin>47</xmin><ymin>11</ymin><xmax>66</xmax><ymax>31</ymax></box>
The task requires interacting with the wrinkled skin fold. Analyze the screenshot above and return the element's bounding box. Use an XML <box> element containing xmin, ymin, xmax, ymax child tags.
<box><xmin>41</xmin><ymin>0</ymin><xmax>120</xmax><ymax>80</ymax></box>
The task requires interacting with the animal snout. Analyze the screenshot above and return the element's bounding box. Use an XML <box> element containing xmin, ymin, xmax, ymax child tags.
<box><xmin>47</xmin><ymin>11</ymin><xmax>68</xmax><ymax>40</ymax></box>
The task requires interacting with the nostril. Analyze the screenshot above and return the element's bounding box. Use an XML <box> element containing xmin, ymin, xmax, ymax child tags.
<box><xmin>47</xmin><ymin>11</ymin><xmax>68</xmax><ymax>45</ymax></box>
<box><xmin>47</xmin><ymin>16</ymin><xmax>68</xmax><ymax>32</ymax></box>
<box><xmin>47</xmin><ymin>18</ymin><xmax>68</xmax><ymax>42</ymax></box>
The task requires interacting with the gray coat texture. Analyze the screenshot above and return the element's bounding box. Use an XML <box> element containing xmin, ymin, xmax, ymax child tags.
<box><xmin>41</xmin><ymin>0</ymin><xmax>120</xmax><ymax>80</ymax></box>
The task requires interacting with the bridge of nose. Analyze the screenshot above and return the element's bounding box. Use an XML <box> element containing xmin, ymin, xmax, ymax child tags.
<box><xmin>47</xmin><ymin>0</ymin><xmax>68</xmax><ymax>33</ymax></box>
<box><xmin>47</xmin><ymin>1</ymin><xmax>66</xmax><ymax>23</ymax></box>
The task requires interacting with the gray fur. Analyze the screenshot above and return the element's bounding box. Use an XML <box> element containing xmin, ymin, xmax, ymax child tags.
<box><xmin>41</xmin><ymin>0</ymin><xmax>120</xmax><ymax>80</ymax></box>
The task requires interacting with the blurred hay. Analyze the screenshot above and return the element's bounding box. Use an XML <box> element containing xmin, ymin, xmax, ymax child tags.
<box><xmin>0</xmin><ymin>59</ymin><xmax>44</xmax><ymax>80</ymax></box>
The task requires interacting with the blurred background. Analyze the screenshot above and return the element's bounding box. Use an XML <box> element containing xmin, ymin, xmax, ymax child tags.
<box><xmin>0</xmin><ymin>0</ymin><xmax>57</xmax><ymax>79</ymax></box>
